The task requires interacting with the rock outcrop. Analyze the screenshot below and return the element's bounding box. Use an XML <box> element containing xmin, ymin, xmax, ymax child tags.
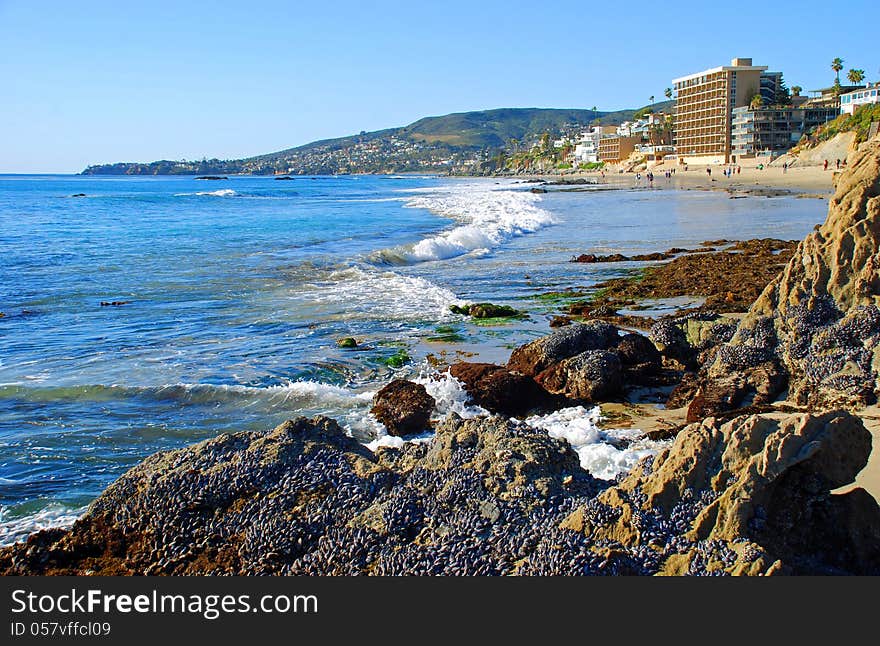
<box><xmin>502</xmin><ymin>322</ymin><xmax>664</xmax><ymax>404</ymax></box>
<box><xmin>370</xmin><ymin>380</ymin><xmax>435</xmax><ymax>436</ymax></box>
<box><xmin>508</xmin><ymin>322</ymin><xmax>620</xmax><ymax>377</ymax></box>
<box><xmin>3</xmin><ymin>410</ymin><xmax>875</xmax><ymax>575</ymax></box>
<box><xmin>0</xmin><ymin>415</ymin><xmax>601</xmax><ymax>575</ymax></box>
<box><xmin>563</xmin><ymin>410</ymin><xmax>880</xmax><ymax>575</ymax></box>
<box><xmin>448</xmin><ymin>362</ymin><xmax>558</xmax><ymax>417</ymax></box>
<box><xmin>691</xmin><ymin>135</ymin><xmax>880</xmax><ymax>417</ymax></box>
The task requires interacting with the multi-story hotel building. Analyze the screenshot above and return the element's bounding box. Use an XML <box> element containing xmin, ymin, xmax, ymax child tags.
<box><xmin>673</xmin><ymin>58</ymin><xmax>772</xmax><ymax>164</ymax></box>
<box><xmin>730</xmin><ymin>105</ymin><xmax>839</xmax><ymax>158</ymax></box>
<box><xmin>598</xmin><ymin>135</ymin><xmax>640</xmax><ymax>163</ymax></box>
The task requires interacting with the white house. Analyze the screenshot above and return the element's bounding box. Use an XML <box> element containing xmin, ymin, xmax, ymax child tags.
<box><xmin>840</xmin><ymin>84</ymin><xmax>880</xmax><ymax>115</ymax></box>
<box><xmin>573</xmin><ymin>126</ymin><xmax>603</xmax><ymax>163</ymax></box>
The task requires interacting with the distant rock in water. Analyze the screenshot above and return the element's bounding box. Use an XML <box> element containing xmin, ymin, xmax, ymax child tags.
<box><xmin>70</xmin><ymin>193</ymin><xmax>86</xmax><ymax>198</ymax></box>
<box><xmin>449</xmin><ymin>303</ymin><xmax>521</xmax><ymax>319</ymax></box>
<box><xmin>274</xmin><ymin>176</ymin><xmax>294</xmax><ymax>180</ymax></box>
<box><xmin>690</xmin><ymin>134</ymin><xmax>880</xmax><ymax>418</ymax></box>
<box><xmin>194</xmin><ymin>176</ymin><xmax>227</xmax><ymax>180</ymax></box>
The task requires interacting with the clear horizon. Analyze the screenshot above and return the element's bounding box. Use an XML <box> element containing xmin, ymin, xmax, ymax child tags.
<box><xmin>1</xmin><ymin>0</ymin><xmax>877</xmax><ymax>173</ymax></box>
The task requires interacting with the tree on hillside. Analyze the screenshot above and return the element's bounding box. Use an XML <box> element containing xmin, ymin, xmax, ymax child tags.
<box><xmin>591</xmin><ymin>105</ymin><xmax>597</xmax><ymax>112</ymax></box>
<box><xmin>540</xmin><ymin>132</ymin><xmax>551</xmax><ymax>152</ymax></box>
<box><xmin>831</xmin><ymin>57</ymin><xmax>844</xmax><ymax>84</ymax></box>
<box><xmin>774</xmin><ymin>75</ymin><xmax>792</xmax><ymax>106</ymax></box>
<box><xmin>664</xmin><ymin>87</ymin><xmax>672</xmax><ymax>100</ymax></box>
<box><xmin>792</xmin><ymin>85</ymin><xmax>802</xmax><ymax>97</ymax></box>
<box><xmin>649</xmin><ymin>95</ymin><xmax>655</xmax><ymax>105</ymax></box>
<box><xmin>847</xmin><ymin>68</ymin><xmax>866</xmax><ymax>85</ymax></box>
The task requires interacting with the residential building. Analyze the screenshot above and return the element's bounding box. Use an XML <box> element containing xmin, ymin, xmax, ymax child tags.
<box><xmin>805</xmin><ymin>85</ymin><xmax>864</xmax><ymax>109</ymax></box>
<box><xmin>573</xmin><ymin>126</ymin><xmax>604</xmax><ymax>164</ymax></box>
<box><xmin>760</xmin><ymin>72</ymin><xmax>783</xmax><ymax>105</ymax></box>
<box><xmin>598</xmin><ymin>135</ymin><xmax>640</xmax><ymax>162</ymax></box>
<box><xmin>636</xmin><ymin>144</ymin><xmax>676</xmax><ymax>165</ymax></box>
<box><xmin>730</xmin><ymin>105</ymin><xmax>839</xmax><ymax>158</ymax></box>
<box><xmin>672</xmin><ymin>57</ymin><xmax>771</xmax><ymax>164</ymax></box>
<box><xmin>840</xmin><ymin>84</ymin><xmax>880</xmax><ymax>115</ymax></box>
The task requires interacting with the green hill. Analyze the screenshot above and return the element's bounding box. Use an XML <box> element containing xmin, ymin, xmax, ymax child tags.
<box><xmin>82</xmin><ymin>103</ymin><xmax>672</xmax><ymax>176</ymax></box>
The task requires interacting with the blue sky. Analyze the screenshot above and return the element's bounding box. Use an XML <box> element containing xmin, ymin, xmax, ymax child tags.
<box><xmin>1</xmin><ymin>0</ymin><xmax>877</xmax><ymax>172</ymax></box>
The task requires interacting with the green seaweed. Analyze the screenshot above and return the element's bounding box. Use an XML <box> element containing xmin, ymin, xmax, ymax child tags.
<box><xmin>449</xmin><ymin>302</ymin><xmax>523</xmax><ymax>319</ymax></box>
<box><xmin>382</xmin><ymin>348</ymin><xmax>411</xmax><ymax>368</ymax></box>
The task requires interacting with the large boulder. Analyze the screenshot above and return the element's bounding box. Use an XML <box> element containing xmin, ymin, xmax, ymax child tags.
<box><xmin>371</xmin><ymin>379</ymin><xmax>435</xmax><ymax>436</ymax></box>
<box><xmin>537</xmin><ymin>350</ymin><xmax>623</xmax><ymax>402</ymax></box>
<box><xmin>448</xmin><ymin>362</ymin><xmax>558</xmax><ymax>417</ymax></box>
<box><xmin>691</xmin><ymin>135</ymin><xmax>880</xmax><ymax>417</ymax></box>
<box><xmin>507</xmin><ymin>321</ymin><xmax>619</xmax><ymax>377</ymax></box>
<box><xmin>563</xmin><ymin>410</ymin><xmax>880</xmax><ymax>574</ymax></box>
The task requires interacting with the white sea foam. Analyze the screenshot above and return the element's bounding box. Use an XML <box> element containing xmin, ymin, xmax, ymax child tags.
<box><xmin>0</xmin><ymin>504</ymin><xmax>86</xmax><ymax>547</ymax></box>
<box><xmin>525</xmin><ymin>406</ymin><xmax>669</xmax><ymax>481</ymax></box>
<box><xmin>362</xmin><ymin>370</ymin><xmax>486</xmax><ymax>451</ymax></box>
<box><xmin>174</xmin><ymin>189</ymin><xmax>237</xmax><ymax>197</ymax></box>
<box><xmin>414</xmin><ymin>370</ymin><xmax>488</xmax><ymax>419</ymax></box>
<box><xmin>374</xmin><ymin>184</ymin><xmax>555</xmax><ymax>263</ymax></box>
<box><xmin>299</xmin><ymin>266</ymin><xmax>467</xmax><ymax>322</ymax></box>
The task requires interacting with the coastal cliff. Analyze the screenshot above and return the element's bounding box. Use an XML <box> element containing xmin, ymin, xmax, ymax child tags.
<box><xmin>691</xmin><ymin>134</ymin><xmax>880</xmax><ymax>418</ymax></box>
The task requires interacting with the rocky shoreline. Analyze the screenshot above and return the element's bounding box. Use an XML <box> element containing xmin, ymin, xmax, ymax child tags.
<box><xmin>4</xmin><ymin>136</ymin><xmax>880</xmax><ymax>576</ymax></box>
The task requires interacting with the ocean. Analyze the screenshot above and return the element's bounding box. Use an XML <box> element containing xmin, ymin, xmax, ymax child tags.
<box><xmin>0</xmin><ymin>173</ymin><xmax>826</xmax><ymax>543</ymax></box>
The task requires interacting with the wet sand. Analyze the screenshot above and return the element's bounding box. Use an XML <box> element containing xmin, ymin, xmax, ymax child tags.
<box><xmin>530</xmin><ymin>163</ymin><xmax>837</xmax><ymax>195</ymax></box>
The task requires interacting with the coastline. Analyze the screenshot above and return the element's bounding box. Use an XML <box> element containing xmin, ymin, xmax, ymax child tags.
<box><xmin>3</xmin><ymin>138</ymin><xmax>880</xmax><ymax>575</ymax></box>
<box><xmin>514</xmin><ymin>162</ymin><xmax>837</xmax><ymax>195</ymax></box>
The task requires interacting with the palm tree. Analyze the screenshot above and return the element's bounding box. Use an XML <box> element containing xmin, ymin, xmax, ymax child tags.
<box><xmin>791</xmin><ymin>85</ymin><xmax>802</xmax><ymax>97</ymax></box>
<box><xmin>847</xmin><ymin>68</ymin><xmax>865</xmax><ymax>85</ymax></box>
<box><xmin>750</xmin><ymin>93</ymin><xmax>764</xmax><ymax>110</ymax></box>
<box><xmin>591</xmin><ymin>105</ymin><xmax>597</xmax><ymax>112</ymax></box>
<box><xmin>664</xmin><ymin>87</ymin><xmax>672</xmax><ymax>100</ymax></box>
<box><xmin>831</xmin><ymin>57</ymin><xmax>844</xmax><ymax>84</ymax></box>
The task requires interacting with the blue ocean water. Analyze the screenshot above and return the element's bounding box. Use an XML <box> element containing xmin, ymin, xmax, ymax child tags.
<box><xmin>0</xmin><ymin>174</ymin><xmax>827</xmax><ymax>542</ymax></box>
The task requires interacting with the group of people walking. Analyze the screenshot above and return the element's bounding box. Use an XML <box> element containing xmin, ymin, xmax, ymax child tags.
<box><xmin>823</xmin><ymin>159</ymin><xmax>846</xmax><ymax>171</ymax></box>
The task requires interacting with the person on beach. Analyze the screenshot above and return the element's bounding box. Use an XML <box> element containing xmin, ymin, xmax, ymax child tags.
<box><xmin>737</xmin><ymin>166</ymin><xmax>741</xmax><ymax>175</ymax></box>
<box><xmin>824</xmin><ymin>159</ymin><xmax>829</xmax><ymax>171</ymax></box>
<box><xmin>783</xmin><ymin>162</ymin><xmax>788</xmax><ymax>174</ymax></box>
<box><xmin>836</xmin><ymin>159</ymin><xmax>841</xmax><ymax>170</ymax></box>
<box><xmin>706</xmin><ymin>167</ymin><xmax>711</xmax><ymax>177</ymax></box>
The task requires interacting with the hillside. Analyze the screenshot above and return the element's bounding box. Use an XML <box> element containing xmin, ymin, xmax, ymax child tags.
<box><xmin>81</xmin><ymin>104</ymin><xmax>670</xmax><ymax>176</ymax></box>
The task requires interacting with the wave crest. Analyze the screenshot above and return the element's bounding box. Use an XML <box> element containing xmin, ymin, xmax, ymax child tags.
<box><xmin>372</xmin><ymin>184</ymin><xmax>555</xmax><ymax>264</ymax></box>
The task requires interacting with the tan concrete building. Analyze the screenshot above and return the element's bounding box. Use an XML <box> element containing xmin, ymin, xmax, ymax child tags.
<box><xmin>598</xmin><ymin>135</ymin><xmax>639</xmax><ymax>162</ymax></box>
<box><xmin>672</xmin><ymin>58</ymin><xmax>769</xmax><ymax>164</ymax></box>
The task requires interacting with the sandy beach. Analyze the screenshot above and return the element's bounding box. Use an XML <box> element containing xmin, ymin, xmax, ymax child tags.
<box><xmin>534</xmin><ymin>162</ymin><xmax>838</xmax><ymax>195</ymax></box>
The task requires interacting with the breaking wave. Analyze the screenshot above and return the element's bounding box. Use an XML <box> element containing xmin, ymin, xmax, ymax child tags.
<box><xmin>370</xmin><ymin>184</ymin><xmax>555</xmax><ymax>264</ymax></box>
<box><xmin>295</xmin><ymin>265</ymin><xmax>467</xmax><ymax>322</ymax></box>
